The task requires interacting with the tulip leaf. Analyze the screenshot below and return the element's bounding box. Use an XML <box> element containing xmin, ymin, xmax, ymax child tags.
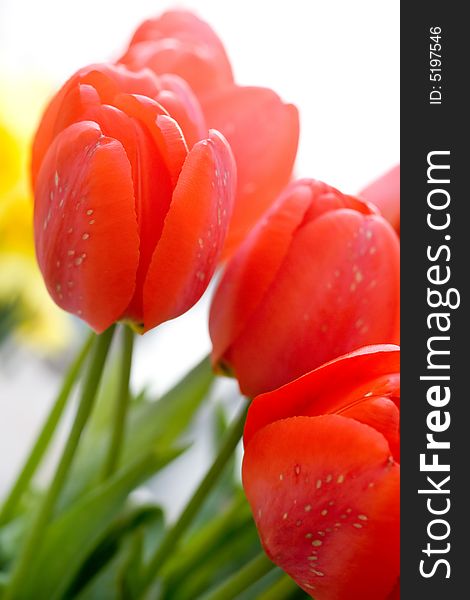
<box><xmin>157</xmin><ymin>490</ymin><xmax>260</xmax><ymax>600</ymax></box>
<box><xmin>75</xmin><ymin>512</ymin><xmax>165</xmax><ymax>600</ymax></box>
<box><xmin>67</xmin><ymin>504</ymin><xmax>163</xmax><ymax>598</ymax></box>
<box><xmin>165</xmin><ymin>525</ymin><xmax>261</xmax><ymax>600</ymax></box>
<box><xmin>13</xmin><ymin>449</ymin><xmax>179</xmax><ymax>600</ymax></box>
<box><xmin>61</xmin><ymin>355</ymin><xmax>214</xmax><ymax>506</ymax></box>
<box><xmin>122</xmin><ymin>355</ymin><xmax>214</xmax><ymax>462</ymax></box>
<box><xmin>0</xmin><ymin>517</ymin><xmax>23</xmax><ymax>571</ymax></box>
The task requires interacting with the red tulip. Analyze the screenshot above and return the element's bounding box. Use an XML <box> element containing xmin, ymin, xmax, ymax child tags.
<box><xmin>242</xmin><ymin>345</ymin><xmax>400</xmax><ymax>599</ymax></box>
<box><xmin>120</xmin><ymin>10</ymin><xmax>234</xmax><ymax>100</ymax></box>
<box><xmin>33</xmin><ymin>64</ymin><xmax>235</xmax><ymax>333</ymax></box>
<box><xmin>359</xmin><ymin>165</ymin><xmax>400</xmax><ymax>234</ymax></box>
<box><xmin>209</xmin><ymin>179</ymin><xmax>400</xmax><ymax>397</ymax></box>
<box><xmin>119</xmin><ymin>11</ymin><xmax>299</xmax><ymax>257</ymax></box>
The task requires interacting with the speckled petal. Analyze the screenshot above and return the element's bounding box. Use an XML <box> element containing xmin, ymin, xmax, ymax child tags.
<box><xmin>224</xmin><ymin>209</ymin><xmax>400</xmax><ymax>397</ymax></box>
<box><xmin>243</xmin><ymin>415</ymin><xmax>400</xmax><ymax>600</ymax></box>
<box><xmin>142</xmin><ymin>130</ymin><xmax>235</xmax><ymax>331</ymax></box>
<box><xmin>34</xmin><ymin>121</ymin><xmax>139</xmax><ymax>332</ymax></box>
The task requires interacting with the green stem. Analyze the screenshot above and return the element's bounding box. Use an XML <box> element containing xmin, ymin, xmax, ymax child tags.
<box><xmin>140</xmin><ymin>400</ymin><xmax>249</xmax><ymax>594</ymax></box>
<box><xmin>199</xmin><ymin>552</ymin><xmax>275</xmax><ymax>600</ymax></box>
<box><xmin>4</xmin><ymin>326</ymin><xmax>115</xmax><ymax>600</ymax></box>
<box><xmin>0</xmin><ymin>332</ymin><xmax>94</xmax><ymax>526</ymax></box>
<box><xmin>101</xmin><ymin>325</ymin><xmax>134</xmax><ymax>478</ymax></box>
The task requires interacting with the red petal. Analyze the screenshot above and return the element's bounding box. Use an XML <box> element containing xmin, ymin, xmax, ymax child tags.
<box><xmin>341</xmin><ymin>396</ymin><xmax>400</xmax><ymax>462</ymax></box>
<box><xmin>106</xmin><ymin>94</ymin><xmax>181</xmax><ymax>322</ymax></box>
<box><xmin>209</xmin><ymin>182</ymin><xmax>312</xmax><ymax>369</ymax></box>
<box><xmin>32</xmin><ymin>80</ymin><xmax>82</xmax><ymax>185</ymax></box>
<box><xmin>122</xmin><ymin>10</ymin><xmax>233</xmax><ymax>98</ymax></box>
<box><xmin>31</xmin><ymin>64</ymin><xmax>162</xmax><ymax>185</ymax></box>
<box><xmin>77</xmin><ymin>63</ymin><xmax>162</xmax><ymax>102</ymax></box>
<box><xmin>300</xmin><ymin>178</ymin><xmax>378</xmax><ymax>221</ymax></box>
<box><xmin>201</xmin><ymin>86</ymin><xmax>299</xmax><ymax>257</ymax></box>
<box><xmin>157</xmin><ymin>73</ymin><xmax>207</xmax><ymax>148</ymax></box>
<box><xmin>242</xmin><ymin>415</ymin><xmax>400</xmax><ymax>600</ymax></box>
<box><xmin>360</xmin><ymin>165</ymin><xmax>400</xmax><ymax>234</ymax></box>
<box><xmin>224</xmin><ymin>209</ymin><xmax>400</xmax><ymax>396</ymax></box>
<box><xmin>34</xmin><ymin>121</ymin><xmax>139</xmax><ymax>332</ymax></box>
<box><xmin>142</xmin><ymin>130</ymin><xmax>235</xmax><ymax>331</ymax></box>
<box><xmin>112</xmin><ymin>93</ymin><xmax>187</xmax><ymax>186</ymax></box>
<box><xmin>244</xmin><ymin>345</ymin><xmax>400</xmax><ymax>446</ymax></box>
<box><xmin>129</xmin><ymin>10</ymin><xmax>231</xmax><ymax>60</ymax></box>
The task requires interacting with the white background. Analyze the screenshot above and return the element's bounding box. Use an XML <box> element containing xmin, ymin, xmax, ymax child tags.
<box><xmin>0</xmin><ymin>0</ymin><xmax>399</xmax><ymax>514</ymax></box>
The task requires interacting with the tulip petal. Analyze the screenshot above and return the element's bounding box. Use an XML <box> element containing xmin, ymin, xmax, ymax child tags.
<box><xmin>113</xmin><ymin>93</ymin><xmax>187</xmax><ymax>187</ymax></box>
<box><xmin>158</xmin><ymin>73</ymin><xmax>207</xmax><ymax>147</ymax></box>
<box><xmin>72</xmin><ymin>63</ymin><xmax>161</xmax><ymax>103</ymax></box>
<box><xmin>53</xmin><ymin>93</ymin><xmax>175</xmax><ymax>281</ymax></box>
<box><xmin>129</xmin><ymin>10</ymin><xmax>231</xmax><ymax>61</ymax></box>
<box><xmin>244</xmin><ymin>345</ymin><xmax>400</xmax><ymax>445</ymax></box>
<box><xmin>210</xmin><ymin>183</ymin><xmax>312</xmax><ymax>370</ymax></box>
<box><xmin>243</xmin><ymin>415</ymin><xmax>400</xmax><ymax>600</ymax></box>
<box><xmin>201</xmin><ymin>86</ymin><xmax>299</xmax><ymax>257</ymax></box>
<box><xmin>31</xmin><ymin>64</ymin><xmax>162</xmax><ymax>185</ymax></box>
<box><xmin>108</xmin><ymin>96</ymin><xmax>176</xmax><ymax>322</ymax></box>
<box><xmin>226</xmin><ymin>209</ymin><xmax>400</xmax><ymax>396</ymax></box>
<box><xmin>340</xmin><ymin>396</ymin><xmax>400</xmax><ymax>462</ymax></box>
<box><xmin>142</xmin><ymin>130</ymin><xmax>235</xmax><ymax>331</ymax></box>
<box><xmin>122</xmin><ymin>10</ymin><xmax>233</xmax><ymax>98</ymax></box>
<box><xmin>34</xmin><ymin>121</ymin><xmax>139</xmax><ymax>333</ymax></box>
<box><xmin>360</xmin><ymin>165</ymin><xmax>400</xmax><ymax>233</ymax></box>
<box><xmin>301</xmin><ymin>178</ymin><xmax>377</xmax><ymax>221</ymax></box>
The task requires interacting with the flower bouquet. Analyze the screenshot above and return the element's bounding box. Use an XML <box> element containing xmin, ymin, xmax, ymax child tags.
<box><xmin>0</xmin><ymin>9</ymin><xmax>400</xmax><ymax>599</ymax></box>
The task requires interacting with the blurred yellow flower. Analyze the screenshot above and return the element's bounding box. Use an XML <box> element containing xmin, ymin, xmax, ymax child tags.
<box><xmin>0</xmin><ymin>74</ymin><xmax>72</xmax><ymax>352</ymax></box>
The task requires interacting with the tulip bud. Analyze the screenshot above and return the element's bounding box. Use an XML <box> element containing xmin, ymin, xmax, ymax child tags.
<box><xmin>33</xmin><ymin>64</ymin><xmax>236</xmax><ymax>333</ymax></box>
<box><xmin>242</xmin><ymin>345</ymin><xmax>400</xmax><ymax>600</ymax></box>
<box><xmin>120</xmin><ymin>10</ymin><xmax>234</xmax><ymax>99</ymax></box>
<box><xmin>120</xmin><ymin>11</ymin><xmax>300</xmax><ymax>258</ymax></box>
<box><xmin>210</xmin><ymin>179</ymin><xmax>400</xmax><ymax>397</ymax></box>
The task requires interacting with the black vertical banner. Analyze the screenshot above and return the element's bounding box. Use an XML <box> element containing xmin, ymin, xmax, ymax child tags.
<box><xmin>401</xmin><ymin>2</ymin><xmax>468</xmax><ymax>598</ymax></box>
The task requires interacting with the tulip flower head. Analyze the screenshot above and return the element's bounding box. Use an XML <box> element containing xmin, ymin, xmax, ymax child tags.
<box><xmin>210</xmin><ymin>178</ymin><xmax>400</xmax><ymax>397</ymax></box>
<box><xmin>120</xmin><ymin>10</ymin><xmax>234</xmax><ymax>100</ymax></box>
<box><xmin>32</xmin><ymin>64</ymin><xmax>236</xmax><ymax>333</ymax></box>
<box><xmin>120</xmin><ymin>10</ymin><xmax>299</xmax><ymax>257</ymax></box>
<box><xmin>242</xmin><ymin>345</ymin><xmax>400</xmax><ymax>599</ymax></box>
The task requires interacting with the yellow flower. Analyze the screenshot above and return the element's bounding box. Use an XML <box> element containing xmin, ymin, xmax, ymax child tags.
<box><xmin>0</xmin><ymin>74</ymin><xmax>72</xmax><ymax>352</ymax></box>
